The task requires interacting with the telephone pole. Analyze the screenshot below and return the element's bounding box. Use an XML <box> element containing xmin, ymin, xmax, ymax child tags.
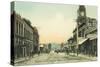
<box><xmin>76</xmin><ymin>22</ymin><xmax>79</xmax><ymax>56</ymax></box>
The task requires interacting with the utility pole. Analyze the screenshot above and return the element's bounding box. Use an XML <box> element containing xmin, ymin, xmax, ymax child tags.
<box><xmin>76</xmin><ymin>21</ymin><xmax>79</xmax><ymax>56</ymax></box>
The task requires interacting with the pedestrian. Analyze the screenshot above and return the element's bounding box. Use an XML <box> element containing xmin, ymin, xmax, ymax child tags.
<box><xmin>38</xmin><ymin>50</ymin><xmax>40</xmax><ymax>56</ymax></box>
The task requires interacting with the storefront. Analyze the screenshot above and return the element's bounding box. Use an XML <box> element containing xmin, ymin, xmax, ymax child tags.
<box><xmin>78</xmin><ymin>38</ymin><xmax>89</xmax><ymax>55</ymax></box>
<box><xmin>87</xmin><ymin>34</ymin><xmax>97</xmax><ymax>56</ymax></box>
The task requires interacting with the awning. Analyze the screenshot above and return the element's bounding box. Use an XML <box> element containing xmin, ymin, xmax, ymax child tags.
<box><xmin>89</xmin><ymin>36</ymin><xmax>97</xmax><ymax>40</ymax></box>
<box><xmin>78</xmin><ymin>38</ymin><xmax>88</xmax><ymax>45</ymax></box>
<box><xmin>87</xmin><ymin>34</ymin><xmax>97</xmax><ymax>40</ymax></box>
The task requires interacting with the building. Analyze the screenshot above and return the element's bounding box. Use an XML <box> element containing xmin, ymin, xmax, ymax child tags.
<box><xmin>85</xmin><ymin>18</ymin><xmax>97</xmax><ymax>56</ymax></box>
<box><xmin>32</xmin><ymin>27</ymin><xmax>39</xmax><ymax>54</ymax></box>
<box><xmin>22</xmin><ymin>18</ymin><xmax>33</xmax><ymax>58</ymax></box>
<box><xmin>72</xmin><ymin>5</ymin><xmax>97</xmax><ymax>56</ymax></box>
<box><xmin>11</xmin><ymin>11</ymin><xmax>39</xmax><ymax>61</ymax></box>
<box><xmin>67</xmin><ymin>37</ymin><xmax>75</xmax><ymax>53</ymax></box>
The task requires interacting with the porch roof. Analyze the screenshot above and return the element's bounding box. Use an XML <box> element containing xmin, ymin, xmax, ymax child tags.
<box><xmin>78</xmin><ymin>38</ymin><xmax>88</xmax><ymax>45</ymax></box>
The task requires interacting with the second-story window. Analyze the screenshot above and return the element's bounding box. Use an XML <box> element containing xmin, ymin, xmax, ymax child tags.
<box><xmin>16</xmin><ymin>21</ymin><xmax>18</xmax><ymax>34</ymax></box>
<box><xmin>21</xmin><ymin>24</ymin><xmax>23</xmax><ymax>36</ymax></box>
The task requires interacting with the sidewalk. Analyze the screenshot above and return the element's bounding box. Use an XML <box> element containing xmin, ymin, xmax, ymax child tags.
<box><xmin>14</xmin><ymin>54</ymin><xmax>47</xmax><ymax>63</ymax></box>
<box><xmin>69</xmin><ymin>53</ymin><xmax>97</xmax><ymax>61</ymax></box>
<box><xmin>14</xmin><ymin>57</ymin><xmax>30</xmax><ymax>63</ymax></box>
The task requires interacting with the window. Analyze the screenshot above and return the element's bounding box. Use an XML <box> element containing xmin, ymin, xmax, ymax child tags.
<box><xmin>88</xmin><ymin>22</ymin><xmax>90</xmax><ymax>26</ymax></box>
<box><xmin>92</xmin><ymin>21</ymin><xmax>96</xmax><ymax>27</ymax></box>
<box><xmin>17</xmin><ymin>38</ymin><xmax>19</xmax><ymax>45</ymax></box>
<box><xmin>16</xmin><ymin>22</ymin><xmax>18</xmax><ymax>34</ymax></box>
<box><xmin>19</xmin><ymin>23</ymin><xmax>20</xmax><ymax>35</ymax></box>
<box><xmin>20</xmin><ymin>23</ymin><xmax>21</xmax><ymax>35</ymax></box>
<box><xmin>16</xmin><ymin>38</ymin><xmax>18</xmax><ymax>45</ymax></box>
<box><xmin>24</xmin><ymin>28</ymin><xmax>26</xmax><ymax>37</ymax></box>
<box><xmin>82</xmin><ymin>29</ymin><xmax>85</xmax><ymax>37</ymax></box>
<box><xmin>21</xmin><ymin>24</ymin><xmax>23</xmax><ymax>36</ymax></box>
<box><xmin>79</xmin><ymin>31</ymin><xmax>81</xmax><ymax>37</ymax></box>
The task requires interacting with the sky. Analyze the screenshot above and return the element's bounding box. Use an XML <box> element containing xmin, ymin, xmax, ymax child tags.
<box><xmin>14</xmin><ymin>1</ymin><xmax>97</xmax><ymax>44</ymax></box>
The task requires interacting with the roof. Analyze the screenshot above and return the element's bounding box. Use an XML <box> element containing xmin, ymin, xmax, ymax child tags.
<box><xmin>87</xmin><ymin>34</ymin><xmax>97</xmax><ymax>40</ymax></box>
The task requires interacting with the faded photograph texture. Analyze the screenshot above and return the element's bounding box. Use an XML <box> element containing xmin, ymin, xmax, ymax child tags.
<box><xmin>11</xmin><ymin>1</ymin><xmax>97</xmax><ymax>66</ymax></box>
